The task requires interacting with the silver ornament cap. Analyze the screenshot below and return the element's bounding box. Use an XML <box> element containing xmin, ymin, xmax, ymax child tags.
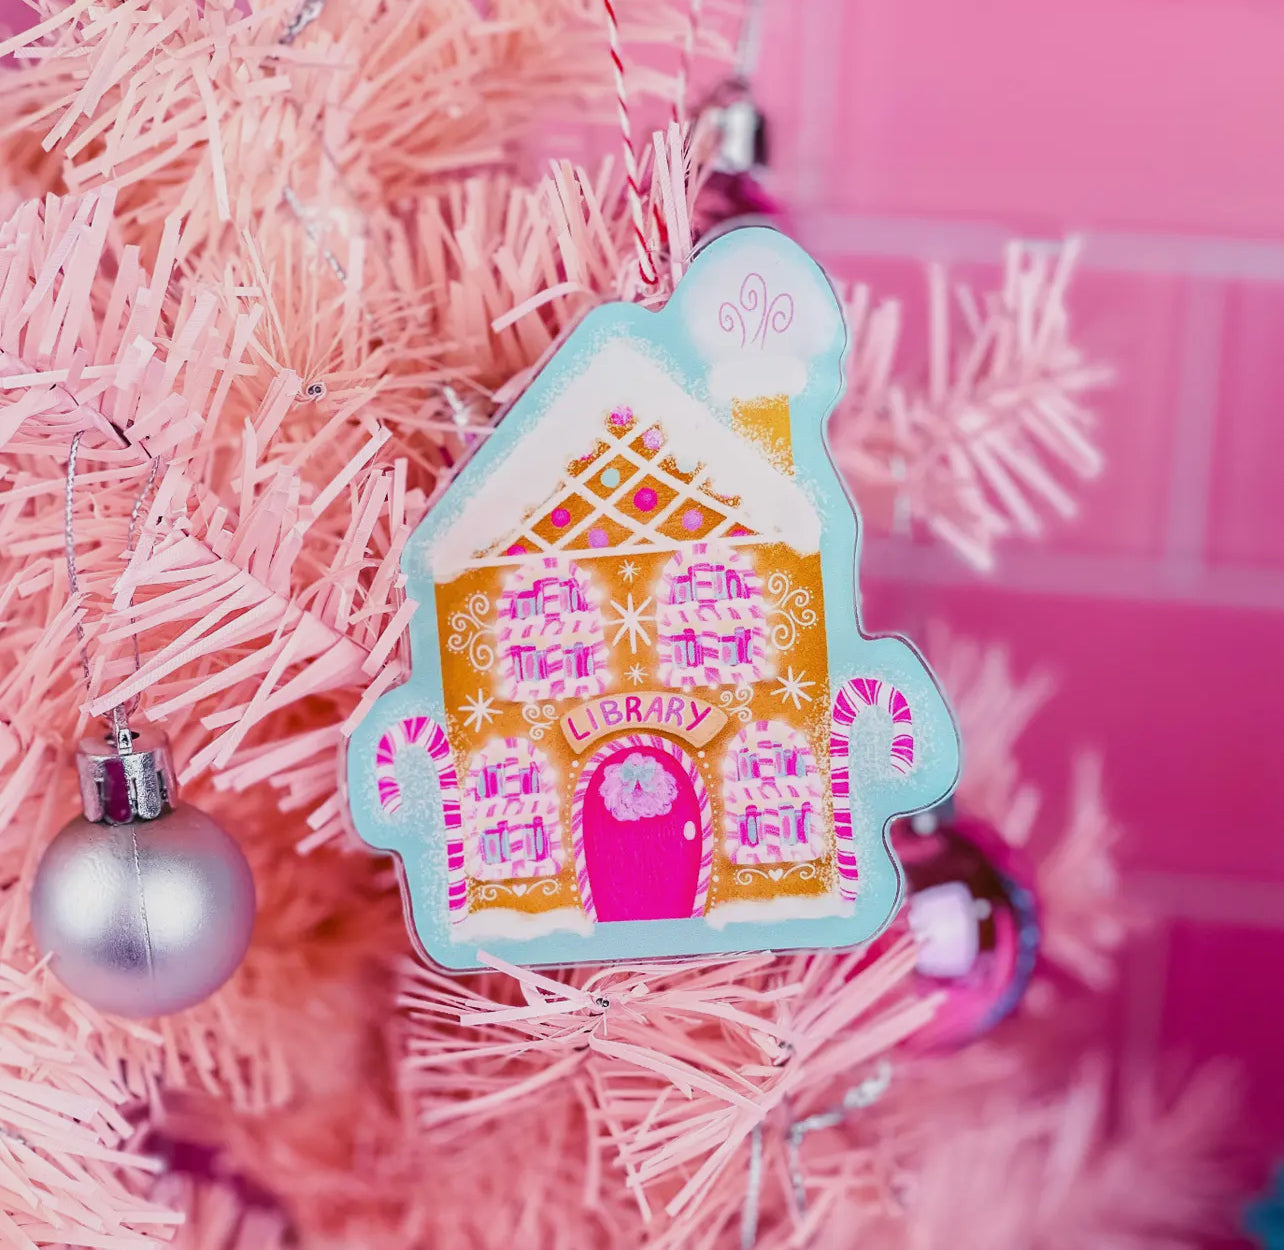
<box><xmin>706</xmin><ymin>82</ymin><xmax>768</xmax><ymax>176</ymax></box>
<box><xmin>31</xmin><ymin>728</ymin><xmax>256</xmax><ymax>1019</ymax></box>
<box><xmin>75</xmin><ymin>724</ymin><xmax>177</xmax><ymax>823</ymax></box>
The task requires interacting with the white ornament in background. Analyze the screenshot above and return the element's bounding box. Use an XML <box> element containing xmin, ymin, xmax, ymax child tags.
<box><xmin>772</xmin><ymin>667</ymin><xmax>815</xmax><ymax>710</ymax></box>
<box><xmin>908</xmin><ymin>882</ymin><xmax>984</xmax><ymax>978</ymax></box>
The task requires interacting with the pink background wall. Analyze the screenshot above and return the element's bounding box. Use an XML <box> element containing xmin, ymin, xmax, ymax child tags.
<box><xmin>2</xmin><ymin>0</ymin><xmax>1279</xmax><ymax>1214</ymax></box>
<box><xmin>752</xmin><ymin>0</ymin><xmax>1284</xmax><ymax>1183</ymax></box>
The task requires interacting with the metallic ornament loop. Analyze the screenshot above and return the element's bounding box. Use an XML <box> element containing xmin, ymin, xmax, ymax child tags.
<box><xmin>75</xmin><ymin>726</ymin><xmax>177</xmax><ymax>824</ymax></box>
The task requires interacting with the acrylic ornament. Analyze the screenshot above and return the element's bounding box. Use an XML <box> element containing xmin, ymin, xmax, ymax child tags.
<box><xmin>346</xmin><ymin>227</ymin><xmax>960</xmax><ymax>969</ymax></box>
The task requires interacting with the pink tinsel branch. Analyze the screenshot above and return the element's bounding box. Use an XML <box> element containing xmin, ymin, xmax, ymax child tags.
<box><xmin>398</xmin><ymin>940</ymin><xmax>936</xmax><ymax>1244</ymax></box>
<box><xmin>929</xmin><ymin>624</ymin><xmax>1144</xmax><ymax>989</ymax></box>
<box><xmin>832</xmin><ymin>242</ymin><xmax>1113</xmax><ymax>571</ymax></box>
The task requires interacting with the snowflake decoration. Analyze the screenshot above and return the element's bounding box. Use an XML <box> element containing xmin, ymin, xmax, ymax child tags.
<box><xmin>607</xmin><ymin>593</ymin><xmax>654</xmax><ymax>654</ymax></box>
<box><xmin>772</xmin><ymin>667</ymin><xmax>815</xmax><ymax>710</ymax></box>
<box><xmin>618</xmin><ymin>560</ymin><xmax>639</xmax><ymax>584</ymax></box>
<box><xmin>460</xmin><ymin>690</ymin><xmax>499</xmax><ymax>732</ymax></box>
<box><xmin>626</xmin><ymin>663</ymin><xmax>647</xmax><ymax>686</ymax></box>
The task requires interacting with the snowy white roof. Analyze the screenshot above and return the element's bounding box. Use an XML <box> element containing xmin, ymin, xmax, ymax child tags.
<box><xmin>429</xmin><ymin>342</ymin><xmax>821</xmax><ymax>581</ymax></box>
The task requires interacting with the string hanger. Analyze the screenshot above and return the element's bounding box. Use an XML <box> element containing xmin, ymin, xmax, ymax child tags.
<box><xmin>65</xmin><ymin>430</ymin><xmax>162</xmax><ymax>751</ymax></box>
<box><xmin>601</xmin><ymin>0</ymin><xmax>660</xmax><ymax>288</ymax></box>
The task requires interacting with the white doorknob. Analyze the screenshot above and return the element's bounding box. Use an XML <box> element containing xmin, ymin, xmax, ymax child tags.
<box><xmin>682</xmin><ymin>820</ymin><xmax>696</xmax><ymax>841</ymax></box>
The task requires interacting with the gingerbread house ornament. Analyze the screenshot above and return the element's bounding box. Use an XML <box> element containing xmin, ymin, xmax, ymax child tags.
<box><xmin>346</xmin><ymin>227</ymin><xmax>960</xmax><ymax>969</ymax></box>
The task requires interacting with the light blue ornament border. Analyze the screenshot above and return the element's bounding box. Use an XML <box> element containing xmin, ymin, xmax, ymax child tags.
<box><xmin>345</xmin><ymin>227</ymin><xmax>960</xmax><ymax>971</ymax></box>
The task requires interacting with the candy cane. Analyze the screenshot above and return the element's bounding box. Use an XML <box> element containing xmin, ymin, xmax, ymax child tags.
<box><xmin>376</xmin><ymin>716</ymin><xmax>467</xmax><ymax>921</ymax></box>
<box><xmin>829</xmin><ymin>678</ymin><xmax>915</xmax><ymax>900</ymax></box>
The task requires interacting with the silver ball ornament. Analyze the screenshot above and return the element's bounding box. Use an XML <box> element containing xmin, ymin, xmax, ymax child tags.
<box><xmin>31</xmin><ymin>730</ymin><xmax>255</xmax><ymax>1018</ymax></box>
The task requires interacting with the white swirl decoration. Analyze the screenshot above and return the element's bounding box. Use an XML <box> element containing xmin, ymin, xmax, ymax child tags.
<box><xmin>717</xmin><ymin>684</ymin><xmax>754</xmax><ymax>724</ymax></box>
<box><xmin>446</xmin><ymin>591</ymin><xmax>496</xmax><ymax>669</ymax></box>
<box><xmin>733</xmin><ymin>862</ymin><xmax>820</xmax><ymax>888</ymax></box>
<box><xmin>521</xmin><ymin>702</ymin><xmax>558</xmax><ymax>740</ymax></box>
<box><xmin>477</xmin><ymin>879</ymin><xmax>561</xmax><ymax>903</ymax></box>
<box><xmin>765</xmin><ymin>571</ymin><xmax>818</xmax><ymax>652</ymax></box>
<box><xmin>717</xmin><ymin>272</ymin><xmax>795</xmax><ymax>350</ymax></box>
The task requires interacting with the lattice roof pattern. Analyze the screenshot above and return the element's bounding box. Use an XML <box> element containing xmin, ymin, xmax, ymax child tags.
<box><xmin>484</xmin><ymin>407</ymin><xmax>761</xmax><ymax>562</ymax></box>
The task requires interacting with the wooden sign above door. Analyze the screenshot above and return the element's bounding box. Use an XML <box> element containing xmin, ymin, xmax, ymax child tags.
<box><xmin>560</xmin><ymin>692</ymin><xmax>727</xmax><ymax>753</ymax></box>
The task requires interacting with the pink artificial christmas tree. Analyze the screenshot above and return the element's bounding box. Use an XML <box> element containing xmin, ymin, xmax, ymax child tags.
<box><xmin>0</xmin><ymin>2</ymin><xmax>1244</xmax><ymax>1246</ymax></box>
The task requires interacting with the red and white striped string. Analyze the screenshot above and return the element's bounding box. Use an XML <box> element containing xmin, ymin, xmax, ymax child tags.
<box><xmin>602</xmin><ymin>0</ymin><xmax>659</xmax><ymax>287</ymax></box>
<box><xmin>672</xmin><ymin>0</ymin><xmax>704</xmax><ymax>126</ymax></box>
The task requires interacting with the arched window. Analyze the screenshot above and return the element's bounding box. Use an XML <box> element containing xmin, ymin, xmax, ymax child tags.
<box><xmin>464</xmin><ymin>740</ymin><xmax>563</xmax><ymax>881</ymax></box>
<box><xmin>496</xmin><ymin>557</ymin><xmax>608</xmax><ymax>703</ymax></box>
<box><xmin>721</xmin><ymin>721</ymin><xmax>826</xmax><ymax>865</ymax></box>
<box><xmin>658</xmin><ymin>543</ymin><xmax>766</xmax><ymax>689</ymax></box>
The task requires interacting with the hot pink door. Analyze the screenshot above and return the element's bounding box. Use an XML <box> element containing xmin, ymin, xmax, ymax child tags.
<box><xmin>581</xmin><ymin>744</ymin><xmax>703</xmax><ymax>921</ymax></box>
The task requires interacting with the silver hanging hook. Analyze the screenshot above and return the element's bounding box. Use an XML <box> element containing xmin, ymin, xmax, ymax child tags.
<box><xmin>739</xmin><ymin>1061</ymin><xmax>894</xmax><ymax>1248</ymax></box>
<box><xmin>65</xmin><ymin>431</ymin><xmax>163</xmax><ymax>739</ymax></box>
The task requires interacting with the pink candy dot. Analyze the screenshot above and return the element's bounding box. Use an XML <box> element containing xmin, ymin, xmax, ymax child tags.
<box><xmin>609</xmin><ymin>406</ymin><xmax>633</xmax><ymax>426</ymax></box>
<box><xmin>550</xmin><ymin>506</ymin><xmax>571</xmax><ymax>527</ymax></box>
<box><xmin>633</xmin><ymin>487</ymin><xmax>657</xmax><ymax>512</ymax></box>
<box><xmin>506</xmin><ymin>543</ymin><xmax>527</xmax><ymax>555</ymax></box>
<box><xmin>681</xmin><ymin>509</ymin><xmax>703</xmax><ymax>532</ymax></box>
<box><xmin>642</xmin><ymin>428</ymin><xmax>663</xmax><ymax>450</ymax></box>
<box><xmin>588</xmin><ymin>527</ymin><xmax>609</xmax><ymax>548</ymax></box>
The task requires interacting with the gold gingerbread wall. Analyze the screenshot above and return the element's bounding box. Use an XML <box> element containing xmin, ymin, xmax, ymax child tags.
<box><xmin>435</xmin><ymin>542</ymin><xmax>834</xmax><ymax>918</ymax></box>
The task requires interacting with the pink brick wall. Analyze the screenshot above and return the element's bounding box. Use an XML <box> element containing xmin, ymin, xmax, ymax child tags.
<box><xmin>753</xmin><ymin>0</ymin><xmax>1284</xmax><ymax>1178</ymax></box>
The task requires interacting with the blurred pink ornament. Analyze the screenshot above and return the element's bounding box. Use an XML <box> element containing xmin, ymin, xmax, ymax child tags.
<box><xmin>893</xmin><ymin>808</ymin><xmax>1040</xmax><ymax>1049</ymax></box>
